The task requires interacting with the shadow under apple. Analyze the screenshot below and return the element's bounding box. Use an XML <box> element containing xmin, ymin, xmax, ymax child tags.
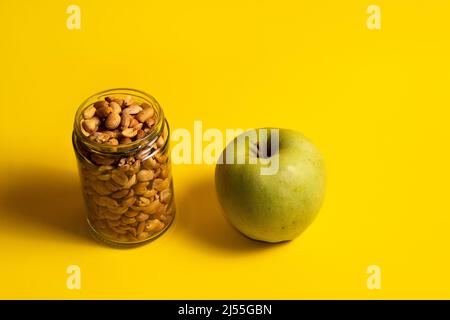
<box><xmin>176</xmin><ymin>173</ymin><xmax>286</xmax><ymax>253</ymax></box>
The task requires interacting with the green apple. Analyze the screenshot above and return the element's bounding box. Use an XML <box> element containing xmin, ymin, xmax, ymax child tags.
<box><xmin>215</xmin><ymin>128</ymin><xmax>325</xmax><ymax>243</ymax></box>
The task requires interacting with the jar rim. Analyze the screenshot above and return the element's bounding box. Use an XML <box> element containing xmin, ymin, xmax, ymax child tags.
<box><xmin>73</xmin><ymin>88</ymin><xmax>165</xmax><ymax>154</ymax></box>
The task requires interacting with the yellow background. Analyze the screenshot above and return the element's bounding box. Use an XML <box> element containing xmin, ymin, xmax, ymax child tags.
<box><xmin>0</xmin><ymin>0</ymin><xmax>448</xmax><ymax>299</ymax></box>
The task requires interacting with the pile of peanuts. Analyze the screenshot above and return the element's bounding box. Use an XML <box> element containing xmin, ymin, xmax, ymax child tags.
<box><xmin>80</xmin><ymin>95</ymin><xmax>164</xmax><ymax>146</ymax></box>
<box><xmin>76</xmin><ymin>95</ymin><xmax>174</xmax><ymax>243</ymax></box>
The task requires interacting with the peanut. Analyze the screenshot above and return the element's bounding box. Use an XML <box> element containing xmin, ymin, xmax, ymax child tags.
<box><xmin>124</xmin><ymin>95</ymin><xmax>134</xmax><ymax>106</ymax></box>
<box><xmin>97</xmin><ymin>173</ymin><xmax>111</xmax><ymax>181</ymax></box>
<box><xmin>125</xmin><ymin>210</ymin><xmax>139</xmax><ymax>218</ymax></box>
<box><xmin>121</xmin><ymin>216</ymin><xmax>136</xmax><ymax>225</ymax></box>
<box><xmin>142</xmin><ymin>189</ymin><xmax>157</xmax><ymax>198</ymax></box>
<box><xmin>134</xmin><ymin>182</ymin><xmax>149</xmax><ymax>195</ymax></box>
<box><xmin>136</xmin><ymin>107</ymin><xmax>154</xmax><ymax>122</ymax></box>
<box><xmin>94</xmin><ymin>101</ymin><xmax>109</xmax><ymax>109</ymax></box>
<box><xmin>83</xmin><ymin>106</ymin><xmax>96</xmax><ymax>119</ymax></box>
<box><xmin>91</xmin><ymin>154</ymin><xmax>115</xmax><ymax>166</ymax></box>
<box><xmin>153</xmin><ymin>178</ymin><xmax>169</xmax><ymax>192</ymax></box>
<box><xmin>105</xmin><ymin>138</ymin><xmax>119</xmax><ymax>146</ymax></box>
<box><xmin>122</xmin><ymin>127</ymin><xmax>138</xmax><ymax>138</ymax></box>
<box><xmin>121</xmin><ymin>196</ymin><xmax>137</xmax><ymax>207</ymax></box>
<box><xmin>96</xmin><ymin>105</ymin><xmax>112</xmax><ymax>118</ymax></box>
<box><xmin>111</xmin><ymin>189</ymin><xmax>130</xmax><ymax>199</ymax></box>
<box><xmin>160</xmin><ymin>189</ymin><xmax>172</xmax><ymax>204</ymax></box>
<box><xmin>145</xmin><ymin>219</ymin><xmax>165</xmax><ymax>233</ymax></box>
<box><xmin>137</xmin><ymin>232</ymin><xmax>149</xmax><ymax>240</ymax></box>
<box><xmin>109</xmin><ymin>206</ymin><xmax>129</xmax><ymax>214</ymax></box>
<box><xmin>123</xmin><ymin>104</ymin><xmax>143</xmax><ymax>115</ymax></box>
<box><xmin>98</xmin><ymin>165</ymin><xmax>113</xmax><ymax>173</ymax></box>
<box><xmin>136</xmin><ymin>129</ymin><xmax>146</xmax><ymax>139</ymax></box>
<box><xmin>137</xmin><ymin>169</ymin><xmax>154</xmax><ymax>182</ymax></box>
<box><xmin>136</xmin><ymin>197</ymin><xmax>150</xmax><ymax>207</ymax></box>
<box><xmin>122</xmin><ymin>174</ymin><xmax>137</xmax><ymax>189</ymax></box>
<box><xmin>110</xmin><ymin>101</ymin><xmax>122</xmax><ymax>114</ymax></box>
<box><xmin>94</xmin><ymin>196</ymin><xmax>119</xmax><ymax>208</ymax></box>
<box><xmin>156</xmin><ymin>136</ymin><xmax>165</xmax><ymax>148</ymax></box>
<box><xmin>141</xmin><ymin>199</ymin><xmax>162</xmax><ymax>214</ymax></box>
<box><xmin>105</xmin><ymin>112</ymin><xmax>121</xmax><ymax>130</ymax></box>
<box><xmin>146</xmin><ymin>118</ymin><xmax>155</xmax><ymax>127</ymax></box>
<box><xmin>82</xmin><ymin>118</ymin><xmax>99</xmax><ymax>133</ymax></box>
<box><xmin>120</xmin><ymin>113</ymin><xmax>132</xmax><ymax>130</ymax></box>
<box><xmin>111</xmin><ymin>170</ymin><xmax>128</xmax><ymax>186</ymax></box>
<box><xmin>120</xmin><ymin>137</ymin><xmax>132</xmax><ymax>144</ymax></box>
<box><xmin>107</xmin><ymin>219</ymin><xmax>121</xmax><ymax>227</ymax></box>
<box><xmin>136</xmin><ymin>213</ymin><xmax>149</xmax><ymax>222</ymax></box>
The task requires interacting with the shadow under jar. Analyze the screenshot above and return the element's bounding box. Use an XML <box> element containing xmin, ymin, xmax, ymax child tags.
<box><xmin>72</xmin><ymin>88</ymin><xmax>175</xmax><ymax>247</ymax></box>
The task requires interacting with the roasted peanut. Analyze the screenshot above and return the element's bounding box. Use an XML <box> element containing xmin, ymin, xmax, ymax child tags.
<box><xmin>91</xmin><ymin>154</ymin><xmax>115</xmax><ymax>166</ymax></box>
<box><xmin>111</xmin><ymin>170</ymin><xmax>128</xmax><ymax>186</ymax></box>
<box><xmin>94</xmin><ymin>101</ymin><xmax>109</xmax><ymax>109</ymax></box>
<box><xmin>137</xmin><ymin>232</ymin><xmax>149</xmax><ymax>240</ymax></box>
<box><xmin>90</xmin><ymin>132</ymin><xmax>111</xmax><ymax>144</ymax></box>
<box><xmin>97</xmin><ymin>173</ymin><xmax>111</xmax><ymax>181</ymax></box>
<box><xmin>105</xmin><ymin>138</ymin><xmax>119</xmax><ymax>146</ymax></box>
<box><xmin>105</xmin><ymin>112</ymin><xmax>121</xmax><ymax>130</ymax></box>
<box><xmin>123</xmin><ymin>104</ymin><xmax>142</xmax><ymax>115</ymax></box>
<box><xmin>122</xmin><ymin>174</ymin><xmax>137</xmax><ymax>189</ymax></box>
<box><xmin>137</xmin><ymin>221</ymin><xmax>146</xmax><ymax>234</ymax></box>
<box><xmin>141</xmin><ymin>199</ymin><xmax>162</xmax><ymax>214</ymax></box>
<box><xmin>142</xmin><ymin>157</ymin><xmax>158</xmax><ymax>170</ymax></box>
<box><xmin>136</xmin><ymin>196</ymin><xmax>150</xmax><ymax>207</ymax></box>
<box><xmin>120</xmin><ymin>137</ymin><xmax>132</xmax><ymax>144</ymax></box>
<box><xmin>109</xmin><ymin>206</ymin><xmax>129</xmax><ymax>214</ymax></box>
<box><xmin>120</xmin><ymin>113</ymin><xmax>132</xmax><ymax>130</ymax></box>
<box><xmin>156</xmin><ymin>136</ymin><xmax>165</xmax><ymax>148</ymax></box>
<box><xmin>98</xmin><ymin>165</ymin><xmax>113</xmax><ymax>173</ymax></box>
<box><xmin>122</xmin><ymin>127</ymin><xmax>138</xmax><ymax>138</ymax></box>
<box><xmin>125</xmin><ymin>210</ymin><xmax>139</xmax><ymax>218</ymax></box>
<box><xmin>91</xmin><ymin>181</ymin><xmax>112</xmax><ymax>196</ymax></box>
<box><xmin>109</xmin><ymin>101</ymin><xmax>122</xmax><ymax>114</ymax></box>
<box><xmin>145</xmin><ymin>219</ymin><xmax>165</xmax><ymax>233</ymax></box>
<box><xmin>142</xmin><ymin>189</ymin><xmax>157</xmax><ymax>198</ymax></box>
<box><xmin>104</xmin><ymin>211</ymin><xmax>122</xmax><ymax>221</ymax></box>
<box><xmin>121</xmin><ymin>216</ymin><xmax>136</xmax><ymax>225</ymax></box>
<box><xmin>136</xmin><ymin>129</ymin><xmax>146</xmax><ymax>139</ymax></box>
<box><xmin>111</xmin><ymin>189</ymin><xmax>130</xmax><ymax>199</ymax></box>
<box><xmin>153</xmin><ymin>178</ymin><xmax>169</xmax><ymax>191</ymax></box>
<box><xmin>137</xmin><ymin>169</ymin><xmax>154</xmax><ymax>182</ymax></box>
<box><xmin>96</xmin><ymin>105</ymin><xmax>112</xmax><ymax>118</ymax></box>
<box><xmin>82</xmin><ymin>118</ymin><xmax>100</xmax><ymax>133</ymax></box>
<box><xmin>121</xmin><ymin>196</ymin><xmax>137</xmax><ymax>207</ymax></box>
<box><xmin>107</xmin><ymin>219</ymin><xmax>121</xmax><ymax>227</ymax></box>
<box><xmin>94</xmin><ymin>196</ymin><xmax>119</xmax><ymax>208</ymax></box>
<box><xmin>134</xmin><ymin>182</ymin><xmax>149</xmax><ymax>195</ymax></box>
<box><xmin>136</xmin><ymin>213</ymin><xmax>149</xmax><ymax>222</ymax></box>
<box><xmin>83</xmin><ymin>106</ymin><xmax>96</xmax><ymax>119</ymax></box>
<box><xmin>160</xmin><ymin>189</ymin><xmax>172</xmax><ymax>204</ymax></box>
<box><xmin>124</xmin><ymin>95</ymin><xmax>134</xmax><ymax>106</ymax></box>
<box><xmin>136</xmin><ymin>107</ymin><xmax>154</xmax><ymax>122</ymax></box>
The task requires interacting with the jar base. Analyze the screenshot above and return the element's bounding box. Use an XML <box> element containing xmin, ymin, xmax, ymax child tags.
<box><xmin>87</xmin><ymin>213</ymin><xmax>175</xmax><ymax>248</ymax></box>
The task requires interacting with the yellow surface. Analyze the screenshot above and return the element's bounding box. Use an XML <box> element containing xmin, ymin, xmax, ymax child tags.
<box><xmin>0</xmin><ymin>0</ymin><xmax>449</xmax><ymax>299</ymax></box>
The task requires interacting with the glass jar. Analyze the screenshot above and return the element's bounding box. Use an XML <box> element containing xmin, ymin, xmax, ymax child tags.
<box><xmin>72</xmin><ymin>88</ymin><xmax>175</xmax><ymax>246</ymax></box>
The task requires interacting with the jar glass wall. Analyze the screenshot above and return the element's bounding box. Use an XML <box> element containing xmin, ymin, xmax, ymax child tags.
<box><xmin>72</xmin><ymin>89</ymin><xmax>175</xmax><ymax>246</ymax></box>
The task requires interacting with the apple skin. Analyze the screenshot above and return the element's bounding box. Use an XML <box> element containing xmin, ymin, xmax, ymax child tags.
<box><xmin>215</xmin><ymin>128</ymin><xmax>325</xmax><ymax>243</ymax></box>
